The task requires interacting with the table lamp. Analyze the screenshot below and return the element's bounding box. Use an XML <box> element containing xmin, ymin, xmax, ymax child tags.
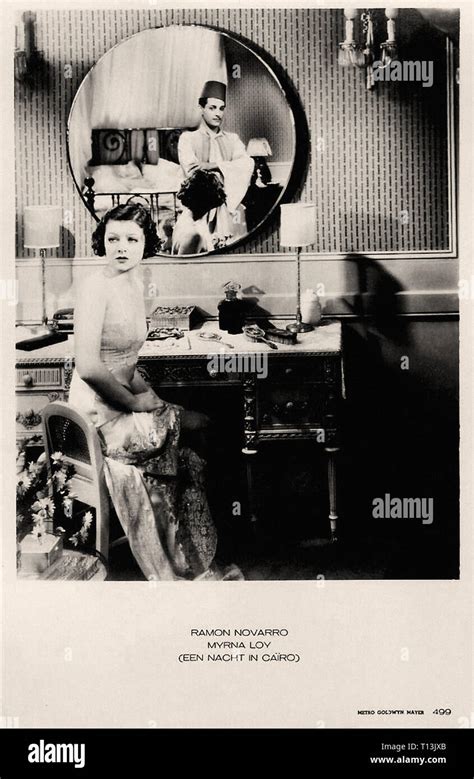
<box><xmin>246</xmin><ymin>137</ymin><xmax>272</xmax><ymax>187</ymax></box>
<box><xmin>280</xmin><ymin>203</ymin><xmax>317</xmax><ymax>333</ymax></box>
<box><xmin>24</xmin><ymin>205</ymin><xmax>62</xmax><ymax>329</ymax></box>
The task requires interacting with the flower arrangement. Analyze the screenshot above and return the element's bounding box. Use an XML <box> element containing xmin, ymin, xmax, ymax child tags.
<box><xmin>16</xmin><ymin>440</ymin><xmax>94</xmax><ymax>549</ymax></box>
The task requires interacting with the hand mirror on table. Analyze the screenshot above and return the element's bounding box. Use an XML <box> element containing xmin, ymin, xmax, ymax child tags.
<box><xmin>147</xmin><ymin>327</ymin><xmax>185</xmax><ymax>341</ymax></box>
<box><xmin>198</xmin><ymin>331</ymin><xmax>235</xmax><ymax>349</ymax></box>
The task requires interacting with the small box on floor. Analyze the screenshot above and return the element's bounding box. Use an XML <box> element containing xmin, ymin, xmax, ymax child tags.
<box><xmin>19</xmin><ymin>533</ymin><xmax>63</xmax><ymax>574</ymax></box>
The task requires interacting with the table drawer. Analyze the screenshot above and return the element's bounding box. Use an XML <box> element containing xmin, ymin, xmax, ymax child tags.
<box><xmin>16</xmin><ymin>366</ymin><xmax>64</xmax><ymax>391</ymax></box>
<box><xmin>16</xmin><ymin>392</ymin><xmax>65</xmax><ymax>435</ymax></box>
<box><xmin>265</xmin><ymin>357</ymin><xmax>339</xmax><ymax>385</ymax></box>
<box><xmin>139</xmin><ymin>360</ymin><xmax>241</xmax><ymax>386</ymax></box>
<box><xmin>258</xmin><ymin>383</ymin><xmax>327</xmax><ymax>428</ymax></box>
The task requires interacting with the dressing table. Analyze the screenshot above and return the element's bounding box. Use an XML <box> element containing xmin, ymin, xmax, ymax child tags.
<box><xmin>16</xmin><ymin>319</ymin><xmax>344</xmax><ymax>540</ymax></box>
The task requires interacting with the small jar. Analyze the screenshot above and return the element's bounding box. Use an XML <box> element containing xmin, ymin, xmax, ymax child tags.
<box><xmin>300</xmin><ymin>289</ymin><xmax>322</xmax><ymax>326</ymax></box>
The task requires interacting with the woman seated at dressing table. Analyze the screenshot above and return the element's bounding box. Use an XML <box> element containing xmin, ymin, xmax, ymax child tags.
<box><xmin>69</xmin><ymin>202</ymin><xmax>243</xmax><ymax>581</ymax></box>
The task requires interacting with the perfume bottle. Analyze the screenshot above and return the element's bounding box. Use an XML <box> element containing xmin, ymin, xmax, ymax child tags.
<box><xmin>218</xmin><ymin>281</ymin><xmax>246</xmax><ymax>334</ymax></box>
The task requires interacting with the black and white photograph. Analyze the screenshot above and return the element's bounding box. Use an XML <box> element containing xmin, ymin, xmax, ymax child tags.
<box><xmin>2</xmin><ymin>0</ymin><xmax>473</xmax><ymax>739</ymax></box>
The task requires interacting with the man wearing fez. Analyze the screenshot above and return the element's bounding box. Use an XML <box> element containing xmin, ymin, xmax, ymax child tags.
<box><xmin>177</xmin><ymin>80</ymin><xmax>254</xmax><ymax>248</ymax></box>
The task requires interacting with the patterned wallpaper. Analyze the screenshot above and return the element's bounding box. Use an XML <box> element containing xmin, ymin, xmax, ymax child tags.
<box><xmin>15</xmin><ymin>7</ymin><xmax>453</xmax><ymax>258</ymax></box>
<box><xmin>223</xmin><ymin>36</ymin><xmax>294</xmax><ymax>165</ymax></box>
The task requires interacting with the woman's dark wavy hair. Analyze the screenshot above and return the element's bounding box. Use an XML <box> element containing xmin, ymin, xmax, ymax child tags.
<box><xmin>177</xmin><ymin>169</ymin><xmax>226</xmax><ymax>221</ymax></box>
<box><xmin>92</xmin><ymin>202</ymin><xmax>161</xmax><ymax>258</ymax></box>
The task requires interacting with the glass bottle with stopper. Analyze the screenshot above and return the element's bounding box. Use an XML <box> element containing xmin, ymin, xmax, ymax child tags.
<box><xmin>218</xmin><ymin>281</ymin><xmax>246</xmax><ymax>334</ymax></box>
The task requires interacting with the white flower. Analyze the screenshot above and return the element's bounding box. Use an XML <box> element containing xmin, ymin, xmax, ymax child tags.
<box><xmin>28</xmin><ymin>462</ymin><xmax>39</xmax><ymax>476</ymax></box>
<box><xmin>82</xmin><ymin>511</ymin><xmax>93</xmax><ymax>529</ymax></box>
<box><xmin>51</xmin><ymin>452</ymin><xmax>64</xmax><ymax>464</ymax></box>
<box><xmin>53</xmin><ymin>470</ymin><xmax>67</xmax><ymax>487</ymax></box>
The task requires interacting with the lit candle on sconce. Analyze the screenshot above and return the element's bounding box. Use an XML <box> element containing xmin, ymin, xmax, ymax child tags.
<box><xmin>385</xmin><ymin>7</ymin><xmax>399</xmax><ymax>43</ymax></box>
<box><xmin>343</xmin><ymin>7</ymin><xmax>358</xmax><ymax>44</ymax></box>
<box><xmin>339</xmin><ymin>7</ymin><xmax>365</xmax><ymax>68</ymax></box>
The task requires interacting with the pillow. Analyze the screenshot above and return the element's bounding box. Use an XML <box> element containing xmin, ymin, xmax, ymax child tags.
<box><xmin>85</xmin><ymin>162</ymin><xmax>144</xmax><ymax>193</ymax></box>
<box><xmin>141</xmin><ymin>160</ymin><xmax>184</xmax><ymax>193</ymax></box>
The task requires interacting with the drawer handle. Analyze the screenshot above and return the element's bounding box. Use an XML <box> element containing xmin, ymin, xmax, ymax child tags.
<box><xmin>271</xmin><ymin>400</ymin><xmax>309</xmax><ymax>416</ymax></box>
<box><xmin>285</xmin><ymin>368</ymin><xmax>293</xmax><ymax>375</ymax></box>
<box><xmin>23</xmin><ymin>373</ymin><xmax>34</xmax><ymax>387</ymax></box>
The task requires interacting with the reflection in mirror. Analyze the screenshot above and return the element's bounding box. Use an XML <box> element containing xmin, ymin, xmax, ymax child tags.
<box><xmin>68</xmin><ymin>25</ymin><xmax>296</xmax><ymax>257</ymax></box>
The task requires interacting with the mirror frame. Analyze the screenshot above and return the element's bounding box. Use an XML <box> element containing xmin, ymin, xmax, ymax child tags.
<box><xmin>66</xmin><ymin>23</ymin><xmax>309</xmax><ymax>257</ymax></box>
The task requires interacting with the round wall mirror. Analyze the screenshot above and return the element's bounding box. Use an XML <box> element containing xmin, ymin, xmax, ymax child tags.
<box><xmin>67</xmin><ymin>24</ymin><xmax>298</xmax><ymax>257</ymax></box>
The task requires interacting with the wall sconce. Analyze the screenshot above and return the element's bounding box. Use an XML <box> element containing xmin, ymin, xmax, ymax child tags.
<box><xmin>338</xmin><ymin>7</ymin><xmax>365</xmax><ymax>68</ymax></box>
<box><xmin>247</xmin><ymin>138</ymin><xmax>273</xmax><ymax>187</ymax></box>
<box><xmin>338</xmin><ymin>7</ymin><xmax>399</xmax><ymax>89</ymax></box>
<box><xmin>380</xmin><ymin>7</ymin><xmax>399</xmax><ymax>66</ymax></box>
<box><xmin>15</xmin><ymin>11</ymin><xmax>38</xmax><ymax>84</ymax></box>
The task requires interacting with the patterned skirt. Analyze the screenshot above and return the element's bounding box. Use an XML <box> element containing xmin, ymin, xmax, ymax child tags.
<box><xmin>97</xmin><ymin>402</ymin><xmax>220</xmax><ymax>579</ymax></box>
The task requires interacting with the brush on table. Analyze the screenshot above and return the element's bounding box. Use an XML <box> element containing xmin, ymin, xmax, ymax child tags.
<box><xmin>265</xmin><ymin>327</ymin><xmax>298</xmax><ymax>346</ymax></box>
<box><xmin>243</xmin><ymin>325</ymin><xmax>278</xmax><ymax>349</ymax></box>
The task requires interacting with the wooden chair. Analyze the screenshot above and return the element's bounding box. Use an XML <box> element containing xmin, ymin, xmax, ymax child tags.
<box><xmin>41</xmin><ymin>401</ymin><xmax>126</xmax><ymax>560</ymax></box>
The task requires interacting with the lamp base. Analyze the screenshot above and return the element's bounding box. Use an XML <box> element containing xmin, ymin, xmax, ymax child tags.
<box><xmin>33</xmin><ymin>316</ymin><xmax>51</xmax><ymax>335</ymax></box>
<box><xmin>286</xmin><ymin>320</ymin><xmax>313</xmax><ymax>334</ymax></box>
<box><xmin>27</xmin><ymin>322</ymin><xmax>51</xmax><ymax>336</ymax></box>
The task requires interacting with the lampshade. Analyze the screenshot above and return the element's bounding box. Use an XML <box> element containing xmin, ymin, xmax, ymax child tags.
<box><xmin>24</xmin><ymin>205</ymin><xmax>62</xmax><ymax>249</ymax></box>
<box><xmin>280</xmin><ymin>203</ymin><xmax>317</xmax><ymax>247</ymax></box>
<box><xmin>246</xmin><ymin>138</ymin><xmax>272</xmax><ymax>157</ymax></box>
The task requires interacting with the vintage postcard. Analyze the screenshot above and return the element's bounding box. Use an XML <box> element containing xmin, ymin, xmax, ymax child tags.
<box><xmin>1</xmin><ymin>0</ymin><xmax>472</xmax><ymax>745</ymax></box>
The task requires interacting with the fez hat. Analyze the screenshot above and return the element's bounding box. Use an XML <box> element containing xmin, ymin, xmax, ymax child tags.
<box><xmin>200</xmin><ymin>80</ymin><xmax>227</xmax><ymax>102</ymax></box>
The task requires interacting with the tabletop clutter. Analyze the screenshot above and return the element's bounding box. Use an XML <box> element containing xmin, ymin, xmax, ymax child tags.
<box><xmin>148</xmin><ymin>281</ymin><xmax>324</xmax><ymax>349</ymax></box>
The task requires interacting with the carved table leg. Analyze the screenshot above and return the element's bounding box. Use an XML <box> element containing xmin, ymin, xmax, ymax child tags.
<box><xmin>242</xmin><ymin>375</ymin><xmax>258</xmax><ymax>523</ymax></box>
<box><xmin>325</xmin><ymin>446</ymin><xmax>339</xmax><ymax>542</ymax></box>
<box><xmin>245</xmin><ymin>454</ymin><xmax>258</xmax><ymax>525</ymax></box>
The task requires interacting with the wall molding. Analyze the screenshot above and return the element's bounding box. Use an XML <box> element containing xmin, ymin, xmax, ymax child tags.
<box><xmin>15</xmin><ymin>251</ymin><xmax>459</xmax><ymax>268</ymax></box>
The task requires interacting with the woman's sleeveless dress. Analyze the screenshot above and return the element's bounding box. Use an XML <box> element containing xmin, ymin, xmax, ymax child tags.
<box><xmin>69</xmin><ymin>276</ymin><xmax>217</xmax><ymax>580</ymax></box>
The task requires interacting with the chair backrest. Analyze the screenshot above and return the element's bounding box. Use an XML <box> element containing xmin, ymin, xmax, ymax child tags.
<box><xmin>41</xmin><ymin>401</ymin><xmax>110</xmax><ymax>557</ymax></box>
<box><xmin>42</xmin><ymin>401</ymin><xmax>104</xmax><ymax>478</ymax></box>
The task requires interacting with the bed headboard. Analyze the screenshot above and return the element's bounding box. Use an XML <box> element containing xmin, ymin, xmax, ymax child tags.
<box><xmin>90</xmin><ymin>128</ymin><xmax>186</xmax><ymax>167</ymax></box>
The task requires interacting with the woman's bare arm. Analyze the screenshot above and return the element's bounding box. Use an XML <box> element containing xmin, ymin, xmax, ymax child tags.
<box><xmin>129</xmin><ymin>368</ymin><xmax>164</xmax><ymax>398</ymax></box>
<box><xmin>74</xmin><ymin>275</ymin><xmax>152</xmax><ymax>412</ymax></box>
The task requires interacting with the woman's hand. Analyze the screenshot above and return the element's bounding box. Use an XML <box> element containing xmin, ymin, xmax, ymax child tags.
<box><xmin>131</xmin><ymin>389</ymin><xmax>167</xmax><ymax>413</ymax></box>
